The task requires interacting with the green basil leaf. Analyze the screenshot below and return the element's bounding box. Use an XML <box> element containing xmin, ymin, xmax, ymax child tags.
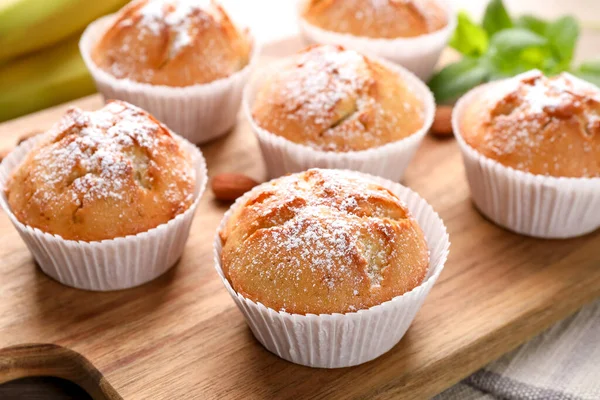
<box><xmin>449</xmin><ymin>11</ymin><xmax>489</xmax><ymax>57</ymax></box>
<box><xmin>542</xmin><ymin>57</ymin><xmax>564</xmax><ymax>75</ymax></box>
<box><xmin>482</xmin><ymin>0</ymin><xmax>513</xmax><ymax>36</ymax></box>
<box><xmin>428</xmin><ymin>58</ymin><xmax>490</xmax><ymax>103</ymax></box>
<box><xmin>572</xmin><ymin>60</ymin><xmax>600</xmax><ymax>87</ymax></box>
<box><xmin>572</xmin><ymin>72</ymin><xmax>600</xmax><ymax>88</ymax></box>
<box><xmin>515</xmin><ymin>15</ymin><xmax>548</xmax><ymax>35</ymax></box>
<box><xmin>546</xmin><ymin>16</ymin><xmax>580</xmax><ymax>64</ymax></box>
<box><xmin>485</xmin><ymin>51</ymin><xmax>551</xmax><ymax>78</ymax></box>
<box><xmin>488</xmin><ymin>28</ymin><xmax>547</xmax><ymax>56</ymax></box>
<box><xmin>576</xmin><ymin>59</ymin><xmax>600</xmax><ymax>74</ymax></box>
<box><xmin>484</xmin><ymin>29</ymin><xmax>550</xmax><ymax>77</ymax></box>
<box><xmin>520</xmin><ymin>47</ymin><xmax>547</xmax><ymax>66</ymax></box>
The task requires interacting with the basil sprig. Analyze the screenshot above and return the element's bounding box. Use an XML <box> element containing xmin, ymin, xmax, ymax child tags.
<box><xmin>428</xmin><ymin>0</ymin><xmax>598</xmax><ymax>103</ymax></box>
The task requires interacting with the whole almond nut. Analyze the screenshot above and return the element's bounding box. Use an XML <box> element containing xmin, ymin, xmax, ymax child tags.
<box><xmin>212</xmin><ymin>173</ymin><xmax>259</xmax><ymax>201</ymax></box>
<box><xmin>431</xmin><ymin>105</ymin><xmax>453</xmax><ymax>137</ymax></box>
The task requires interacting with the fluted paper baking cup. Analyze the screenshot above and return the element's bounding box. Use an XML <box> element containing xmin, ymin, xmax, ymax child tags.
<box><xmin>0</xmin><ymin>134</ymin><xmax>208</xmax><ymax>291</ymax></box>
<box><xmin>244</xmin><ymin>56</ymin><xmax>435</xmax><ymax>182</ymax></box>
<box><xmin>297</xmin><ymin>0</ymin><xmax>456</xmax><ymax>81</ymax></box>
<box><xmin>453</xmin><ymin>83</ymin><xmax>600</xmax><ymax>238</ymax></box>
<box><xmin>80</xmin><ymin>14</ymin><xmax>260</xmax><ymax>144</ymax></box>
<box><xmin>214</xmin><ymin>170</ymin><xmax>450</xmax><ymax>368</ymax></box>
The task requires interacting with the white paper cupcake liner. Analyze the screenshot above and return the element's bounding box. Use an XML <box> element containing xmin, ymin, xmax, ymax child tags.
<box><xmin>214</xmin><ymin>170</ymin><xmax>450</xmax><ymax>368</ymax></box>
<box><xmin>297</xmin><ymin>0</ymin><xmax>456</xmax><ymax>81</ymax></box>
<box><xmin>0</xmin><ymin>134</ymin><xmax>208</xmax><ymax>291</ymax></box>
<box><xmin>79</xmin><ymin>14</ymin><xmax>261</xmax><ymax>144</ymax></box>
<box><xmin>244</xmin><ymin>56</ymin><xmax>435</xmax><ymax>182</ymax></box>
<box><xmin>453</xmin><ymin>83</ymin><xmax>600</xmax><ymax>239</ymax></box>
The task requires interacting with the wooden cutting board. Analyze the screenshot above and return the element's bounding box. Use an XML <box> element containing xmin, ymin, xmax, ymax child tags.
<box><xmin>1</xmin><ymin>40</ymin><xmax>599</xmax><ymax>400</ymax></box>
<box><xmin>0</xmin><ymin>344</ymin><xmax>120</xmax><ymax>400</ymax></box>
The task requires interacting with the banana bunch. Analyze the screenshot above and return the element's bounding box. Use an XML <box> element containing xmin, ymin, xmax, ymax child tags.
<box><xmin>0</xmin><ymin>0</ymin><xmax>130</xmax><ymax>122</ymax></box>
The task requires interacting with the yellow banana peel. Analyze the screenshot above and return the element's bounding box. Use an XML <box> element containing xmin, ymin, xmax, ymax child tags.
<box><xmin>0</xmin><ymin>34</ymin><xmax>97</xmax><ymax>122</ymax></box>
<box><xmin>0</xmin><ymin>0</ymin><xmax>129</xmax><ymax>63</ymax></box>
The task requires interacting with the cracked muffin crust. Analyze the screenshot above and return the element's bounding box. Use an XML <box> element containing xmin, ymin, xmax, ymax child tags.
<box><xmin>92</xmin><ymin>0</ymin><xmax>251</xmax><ymax>87</ymax></box>
<box><xmin>220</xmin><ymin>169</ymin><xmax>429</xmax><ymax>315</ymax></box>
<box><xmin>251</xmin><ymin>45</ymin><xmax>425</xmax><ymax>152</ymax></box>
<box><xmin>301</xmin><ymin>0</ymin><xmax>448</xmax><ymax>39</ymax></box>
<box><xmin>5</xmin><ymin>100</ymin><xmax>195</xmax><ymax>241</ymax></box>
<box><xmin>460</xmin><ymin>70</ymin><xmax>600</xmax><ymax>178</ymax></box>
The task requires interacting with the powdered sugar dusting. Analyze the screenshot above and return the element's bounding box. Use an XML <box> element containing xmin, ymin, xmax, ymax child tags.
<box><xmin>520</xmin><ymin>72</ymin><xmax>584</xmax><ymax>114</ymax></box>
<box><xmin>138</xmin><ymin>0</ymin><xmax>213</xmax><ymax>57</ymax></box>
<box><xmin>279</xmin><ymin>48</ymin><xmax>368</xmax><ymax>125</ymax></box>
<box><xmin>96</xmin><ymin>0</ymin><xmax>250</xmax><ymax>86</ymax></box>
<box><xmin>247</xmin><ymin>172</ymin><xmax>402</xmax><ymax>284</ymax></box>
<box><xmin>111</xmin><ymin>0</ymin><xmax>214</xmax><ymax>65</ymax></box>
<box><xmin>6</xmin><ymin>101</ymin><xmax>197</xmax><ymax>241</ymax></box>
<box><xmin>473</xmin><ymin>71</ymin><xmax>600</xmax><ymax>177</ymax></box>
<box><xmin>29</xmin><ymin>102</ymin><xmax>179</xmax><ymax>203</ymax></box>
<box><xmin>254</xmin><ymin>45</ymin><xmax>425</xmax><ymax>152</ymax></box>
<box><xmin>303</xmin><ymin>0</ymin><xmax>448</xmax><ymax>38</ymax></box>
<box><xmin>223</xmin><ymin>169</ymin><xmax>429</xmax><ymax>313</ymax></box>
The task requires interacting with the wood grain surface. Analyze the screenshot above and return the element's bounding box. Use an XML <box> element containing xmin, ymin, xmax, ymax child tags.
<box><xmin>0</xmin><ymin>42</ymin><xmax>599</xmax><ymax>399</ymax></box>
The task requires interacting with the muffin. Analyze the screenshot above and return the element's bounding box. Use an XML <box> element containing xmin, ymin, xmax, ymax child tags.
<box><xmin>80</xmin><ymin>0</ymin><xmax>259</xmax><ymax>143</ymax></box>
<box><xmin>252</xmin><ymin>44</ymin><xmax>425</xmax><ymax>152</ymax></box>
<box><xmin>453</xmin><ymin>70</ymin><xmax>600</xmax><ymax>238</ymax></box>
<box><xmin>302</xmin><ymin>0</ymin><xmax>448</xmax><ymax>38</ymax></box>
<box><xmin>297</xmin><ymin>0</ymin><xmax>455</xmax><ymax>80</ymax></box>
<box><xmin>220</xmin><ymin>168</ymin><xmax>429</xmax><ymax>314</ymax></box>
<box><xmin>92</xmin><ymin>0</ymin><xmax>251</xmax><ymax>87</ymax></box>
<box><xmin>246</xmin><ymin>45</ymin><xmax>434</xmax><ymax>180</ymax></box>
<box><xmin>0</xmin><ymin>101</ymin><xmax>207</xmax><ymax>290</ymax></box>
<box><xmin>460</xmin><ymin>70</ymin><xmax>600</xmax><ymax>178</ymax></box>
<box><xmin>6</xmin><ymin>101</ymin><xmax>194</xmax><ymax>241</ymax></box>
<box><xmin>215</xmin><ymin>168</ymin><xmax>449</xmax><ymax>367</ymax></box>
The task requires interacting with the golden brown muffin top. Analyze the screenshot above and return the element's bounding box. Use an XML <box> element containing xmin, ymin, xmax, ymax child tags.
<box><xmin>5</xmin><ymin>101</ymin><xmax>195</xmax><ymax>241</ymax></box>
<box><xmin>252</xmin><ymin>45</ymin><xmax>425</xmax><ymax>152</ymax></box>
<box><xmin>302</xmin><ymin>0</ymin><xmax>448</xmax><ymax>38</ymax></box>
<box><xmin>460</xmin><ymin>70</ymin><xmax>600</xmax><ymax>178</ymax></box>
<box><xmin>92</xmin><ymin>0</ymin><xmax>252</xmax><ymax>86</ymax></box>
<box><xmin>220</xmin><ymin>169</ymin><xmax>429</xmax><ymax>315</ymax></box>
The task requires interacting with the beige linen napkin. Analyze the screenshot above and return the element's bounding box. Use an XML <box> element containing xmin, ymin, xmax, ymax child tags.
<box><xmin>435</xmin><ymin>300</ymin><xmax>600</xmax><ymax>400</ymax></box>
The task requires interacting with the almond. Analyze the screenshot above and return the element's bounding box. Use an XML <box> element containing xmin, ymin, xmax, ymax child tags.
<box><xmin>431</xmin><ymin>105</ymin><xmax>454</xmax><ymax>137</ymax></box>
<box><xmin>18</xmin><ymin>130</ymin><xmax>42</xmax><ymax>145</ymax></box>
<box><xmin>212</xmin><ymin>173</ymin><xmax>259</xmax><ymax>201</ymax></box>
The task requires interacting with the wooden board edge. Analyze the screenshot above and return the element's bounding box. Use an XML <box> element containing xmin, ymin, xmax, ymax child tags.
<box><xmin>0</xmin><ymin>343</ymin><xmax>123</xmax><ymax>400</ymax></box>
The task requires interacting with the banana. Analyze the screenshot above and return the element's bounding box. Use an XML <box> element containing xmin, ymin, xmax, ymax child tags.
<box><xmin>0</xmin><ymin>34</ymin><xmax>97</xmax><ymax>122</ymax></box>
<box><xmin>0</xmin><ymin>0</ymin><xmax>129</xmax><ymax>63</ymax></box>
